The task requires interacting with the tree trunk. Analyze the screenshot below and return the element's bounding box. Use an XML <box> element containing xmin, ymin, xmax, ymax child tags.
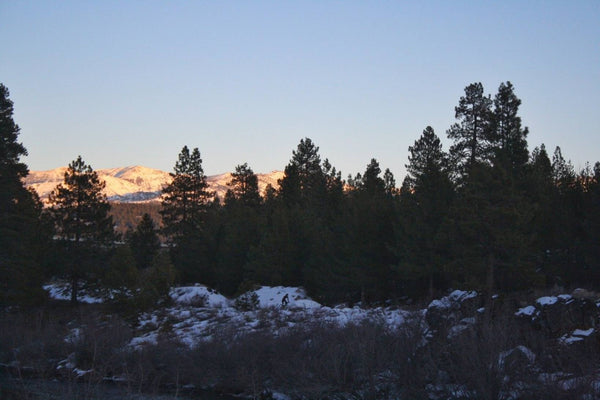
<box><xmin>485</xmin><ymin>253</ymin><xmax>495</xmax><ymax>318</ymax></box>
<box><xmin>428</xmin><ymin>273</ymin><xmax>434</xmax><ymax>300</ymax></box>
<box><xmin>70</xmin><ymin>273</ymin><xmax>78</xmax><ymax>305</ymax></box>
<box><xmin>486</xmin><ymin>253</ymin><xmax>495</xmax><ymax>298</ymax></box>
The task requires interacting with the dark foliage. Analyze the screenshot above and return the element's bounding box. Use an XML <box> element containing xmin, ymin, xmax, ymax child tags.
<box><xmin>127</xmin><ymin>213</ymin><xmax>161</xmax><ymax>270</ymax></box>
<box><xmin>48</xmin><ymin>156</ymin><xmax>116</xmax><ymax>303</ymax></box>
<box><xmin>0</xmin><ymin>84</ymin><xmax>49</xmax><ymax>306</ymax></box>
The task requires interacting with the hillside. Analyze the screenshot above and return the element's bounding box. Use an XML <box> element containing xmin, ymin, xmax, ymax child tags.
<box><xmin>24</xmin><ymin>166</ymin><xmax>284</xmax><ymax>203</ymax></box>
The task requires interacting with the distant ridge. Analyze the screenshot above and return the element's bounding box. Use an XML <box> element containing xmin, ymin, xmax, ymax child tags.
<box><xmin>25</xmin><ymin>166</ymin><xmax>284</xmax><ymax>203</ymax></box>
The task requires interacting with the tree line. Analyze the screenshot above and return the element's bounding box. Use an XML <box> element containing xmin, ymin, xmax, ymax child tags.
<box><xmin>1</xmin><ymin>81</ymin><xmax>599</xmax><ymax>307</ymax></box>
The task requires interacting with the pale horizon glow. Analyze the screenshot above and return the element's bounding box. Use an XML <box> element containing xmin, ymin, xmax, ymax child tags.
<box><xmin>1</xmin><ymin>1</ymin><xmax>599</xmax><ymax>178</ymax></box>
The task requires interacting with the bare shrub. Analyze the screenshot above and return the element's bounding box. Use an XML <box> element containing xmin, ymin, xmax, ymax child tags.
<box><xmin>0</xmin><ymin>307</ymin><xmax>69</xmax><ymax>379</ymax></box>
<box><xmin>234</xmin><ymin>292</ymin><xmax>260</xmax><ymax>311</ymax></box>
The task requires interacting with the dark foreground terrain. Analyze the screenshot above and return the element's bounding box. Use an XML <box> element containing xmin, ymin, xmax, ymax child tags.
<box><xmin>1</xmin><ymin>288</ymin><xmax>599</xmax><ymax>400</ymax></box>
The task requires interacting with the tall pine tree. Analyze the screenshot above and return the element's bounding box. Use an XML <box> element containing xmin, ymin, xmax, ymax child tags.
<box><xmin>489</xmin><ymin>81</ymin><xmax>529</xmax><ymax>178</ymax></box>
<box><xmin>398</xmin><ymin>126</ymin><xmax>454</xmax><ymax>298</ymax></box>
<box><xmin>161</xmin><ymin>146</ymin><xmax>213</xmax><ymax>239</ymax></box>
<box><xmin>49</xmin><ymin>156</ymin><xmax>115</xmax><ymax>303</ymax></box>
<box><xmin>346</xmin><ymin>159</ymin><xmax>397</xmax><ymax>302</ymax></box>
<box><xmin>161</xmin><ymin>146</ymin><xmax>214</xmax><ymax>283</ymax></box>
<box><xmin>225</xmin><ymin>163</ymin><xmax>261</xmax><ymax>207</ymax></box>
<box><xmin>0</xmin><ymin>83</ymin><xmax>47</xmax><ymax>305</ymax></box>
<box><xmin>448</xmin><ymin>82</ymin><xmax>493</xmax><ymax>181</ymax></box>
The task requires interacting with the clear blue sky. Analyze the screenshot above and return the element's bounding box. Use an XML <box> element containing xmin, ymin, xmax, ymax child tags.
<box><xmin>1</xmin><ymin>1</ymin><xmax>599</xmax><ymax>178</ymax></box>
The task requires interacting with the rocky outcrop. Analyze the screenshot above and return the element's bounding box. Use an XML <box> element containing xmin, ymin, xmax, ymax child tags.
<box><xmin>425</xmin><ymin>290</ymin><xmax>480</xmax><ymax>339</ymax></box>
<box><xmin>515</xmin><ymin>291</ymin><xmax>599</xmax><ymax>341</ymax></box>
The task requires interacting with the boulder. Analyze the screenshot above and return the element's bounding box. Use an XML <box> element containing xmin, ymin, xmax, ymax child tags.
<box><xmin>515</xmin><ymin>291</ymin><xmax>599</xmax><ymax>339</ymax></box>
<box><xmin>425</xmin><ymin>290</ymin><xmax>480</xmax><ymax>335</ymax></box>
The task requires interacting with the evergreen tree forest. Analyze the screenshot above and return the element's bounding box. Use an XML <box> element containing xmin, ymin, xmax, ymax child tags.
<box><xmin>3</xmin><ymin>81</ymin><xmax>600</xmax><ymax>307</ymax></box>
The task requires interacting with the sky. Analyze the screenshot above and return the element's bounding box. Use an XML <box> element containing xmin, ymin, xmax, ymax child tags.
<box><xmin>1</xmin><ymin>1</ymin><xmax>599</xmax><ymax>178</ymax></box>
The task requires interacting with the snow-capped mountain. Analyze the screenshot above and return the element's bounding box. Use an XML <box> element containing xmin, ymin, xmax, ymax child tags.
<box><xmin>25</xmin><ymin>166</ymin><xmax>284</xmax><ymax>203</ymax></box>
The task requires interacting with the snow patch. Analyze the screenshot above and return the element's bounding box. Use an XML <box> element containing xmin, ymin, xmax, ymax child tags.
<box><xmin>171</xmin><ymin>285</ymin><xmax>229</xmax><ymax>307</ymax></box>
<box><xmin>428</xmin><ymin>290</ymin><xmax>477</xmax><ymax>310</ymax></box>
<box><xmin>573</xmin><ymin>328</ymin><xmax>594</xmax><ymax>337</ymax></box>
<box><xmin>536</xmin><ymin>296</ymin><xmax>558</xmax><ymax>306</ymax></box>
<box><xmin>515</xmin><ymin>305</ymin><xmax>537</xmax><ymax>317</ymax></box>
<box><xmin>560</xmin><ymin>328</ymin><xmax>595</xmax><ymax>345</ymax></box>
<box><xmin>252</xmin><ymin>286</ymin><xmax>321</xmax><ymax>309</ymax></box>
<box><xmin>44</xmin><ymin>283</ymin><xmax>104</xmax><ymax>304</ymax></box>
<box><xmin>129</xmin><ymin>285</ymin><xmax>415</xmax><ymax>349</ymax></box>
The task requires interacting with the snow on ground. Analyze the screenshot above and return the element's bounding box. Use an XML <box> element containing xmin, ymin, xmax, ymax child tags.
<box><xmin>515</xmin><ymin>305</ymin><xmax>537</xmax><ymax>317</ymax></box>
<box><xmin>252</xmin><ymin>286</ymin><xmax>320</xmax><ymax>309</ymax></box>
<box><xmin>42</xmin><ymin>282</ymin><xmax>431</xmax><ymax>349</ymax></box>
<box><xmin>536</xmin><ymin>296</ymin><xmax>558</xmax><ymax>306</ymax></box>
<box><xmin>43</xmin><ymin>283</ymin><xmax>104</xmax><ymax>304</ymax></box>
<box><xmin>129</xmin><ymin>285</ymin><xmax>416</xmax><ymax>348</ymax></box>
<box><xmin>427</xmin><ymin>289</ymin><xmax>477</xmax><ymax>310</ymax></box>
<box><xmin>170</xmin><ymin>285</ymin><xmax>229</xmax><ymax>307</ymax></box>
<box><xmin>573</xmin><ymin>328</ymin><xmax>594</xmax><ymax>337</ymax></box>
<box><xmin>560</xmin><ymin>328</ymin><xmax>595</xmax><ymax>345</ymax></box>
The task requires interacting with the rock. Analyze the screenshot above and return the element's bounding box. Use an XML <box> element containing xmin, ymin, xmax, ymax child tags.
<box><xmin>425</xmin><ymin>290</ymin><xmax>480</xmax><ymax>335</ymax></box>
<box><xmin>559</xmin><ymin>327</ymin><xmax>597</xmax><ymax>347</ymax></box>
<box><xmin>499</xmin><ymin>345</ymin><xmax>536</xmax><ymax>373</ymax></box>
<box><xmin>538</xmin><ymin>295</ymin><xmax>598</xmax><ymax>336</ymax></box>
<box><xmin>516</xmin><ymin>291</ymin><xmax>599</xmax><ymax>339</ymax></box>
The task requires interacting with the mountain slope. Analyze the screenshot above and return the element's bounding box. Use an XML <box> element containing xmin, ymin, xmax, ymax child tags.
<box><xmin>25</xmin><ymin>166</ymin><xmax>284</xmax><ymax>203</ymax></box>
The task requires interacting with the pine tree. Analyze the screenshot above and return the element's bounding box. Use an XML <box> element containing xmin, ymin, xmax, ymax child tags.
<box><xmin>442</xmin><ymin>163</ymin><xmax>538</xmax><ymax>295</ymax></box>
<box><xmin>406</xmin><ymin>126</ymin><xmax>450</xmax><ymax>188</ymax></box>
<box><xmin>552</xmin><ymin>146</ymin><xmax>576</xmax><ymax>192</ymax></box>
<box><xmin>279</xmin><ymin>137</ymin><xmax>327</xmax><ymax>204</ymax></box>
<box><xmin>345</xmin><ymin>158</ymin><xmax>397</xmax><ymax>302</ymax></box>
<box><xmin>104</xmin><ymin>245</ymin><xmax>138</xmax><ymax>299</ymax></box>
<box><xmin>267</xmin><ymin>139</ymin><xmax>327</xmax><ymax>289</ymax></box>
<box><xmin>542</xmin><ymin>146</ymin><xmax>584</xmax><ymax>286</ymax></box>
<box><xmin>128</xmin><ymin>213</ymin><xmax>160</xmax><ymax>270</ymax></box>
<box><xmin>0</xmin><ymin>84</ymin><xmax>28</xmax><ymax>183</ymax></box>
<box><xmin>212</xmin><ymin>163</ymin><xmax>263</xmax><ymax>295</ymax></box>
<box><xmin>581</xmin><ymin>162</ymin><xmax>600</xmax><ymax>286</ymax></box>
<box><xmin>529</xmin><ymin>145</ymin><xmax>553</xmax><ymax>191</ymax></box>
<box><xmin>161</xmin><ymin>146</ymin><xmax>213</xmax><ymax>238</ymax></box>
<box><xmin>49</xmin><ymin>156</ymin><xmax>115</xmax><ymax>303</ymax></box>
<box><xmin>0</xmin><ymin>83</ymin><xmax>47</xmax><ymax>305</ymax></box>
<box><xmin>398</xmin><ymin>126</ymin><xmax>454</xmax><ymax>297</ymax></box>
<box><xmin>361</xmin><ymin>158</ymin><xmax>386</xmax><ymax>194</ymax></box>
<box><xmin>291</xmin><ymin>137</ymin><xmax>323</xmax><ymax>189</ymax></box>
<box><xmin>525</xmin><ymin>143</ymin><xmax>552</xmax><ymax>259</ymax></box>
<box><xmin>489</xmin><ymin>82</ymin><xmax>529</xmax><ymax>178</ymax></box>
<box><xmin>225</xmin><ymin>163</ymin><xmax>261</xmax><ymax>207</ymax></box>
<box><xmin>160</xmin><ymin>146</ymin><xmax>214</xmax><ymax>283</ymax></box>
<box><xmin>383</xmin><ymin>168</ymin><xmax>397</xmax><ymax>196</ymax></box>
<box><xmin>448</xmin><ymin>82</ymin><xmax>493</xmax><ymax>180</ymax></box>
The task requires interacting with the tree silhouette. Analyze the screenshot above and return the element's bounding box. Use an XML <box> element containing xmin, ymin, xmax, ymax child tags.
<box><xmin>225</xmin><ymin>163</ymin><xmax>261</xmax><ymax>207</ymax></box>
<box><xmin>0</xmin><ymin>83</ymin><xmax>47</xmax><ymax>305</ymax></box>
<box><xmin>161</xmin><ymin>146</ymin><xmax>213</xmax><ymax>240</ymax></box>
<box><xmin>398</xmin><ymin>126</ymin><xmax>454</xmax><ymax>298</ymax></box>
<box><xmin>448</xmin><ymin>82</ymin><xmax>493</xmax><ymax>180</ymax></box>
<box><xmin>128</xmin><ymin>213</ymin><xmax>160</xmax><ymax>270</ymax></box>
<box><xmin>49</xmin><ymin>156</ymin><xmax>115</xmax><ymax>303</ymax></box>
<box><xmin>490</xmin><ymin>81</ymin><xmax>529</xmax><ymax>178</ymax></box>
<box><xmin>161</xmin><ymin>146</ymin><xmax>214</xmax><ymax>283</ymax></box>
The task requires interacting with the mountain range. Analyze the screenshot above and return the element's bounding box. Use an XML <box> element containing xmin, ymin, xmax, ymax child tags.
<box><xmin>25</xmin><ymin>166</ymin><xmax>284</xmax><ymax>203</ymax></box>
